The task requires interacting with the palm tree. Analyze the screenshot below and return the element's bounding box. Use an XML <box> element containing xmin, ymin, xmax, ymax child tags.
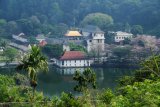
<box><xmin>17</xmin><ymin>45</ymin><xmax>48</xmax><ymax>99</ymax></box>
<box><xmin>0</xmin><ymin>40</ymin><xmax>7</xmax><ymax>48</ymax></box>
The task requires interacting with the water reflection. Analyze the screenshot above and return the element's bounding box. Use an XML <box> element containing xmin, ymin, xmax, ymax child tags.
<box><xmin>0</xmin><ymin>66</ymin><xmax>135</xmax><ymax>96</ymax></box>
<box><xmin>37</xmin><ymin>66</ymin><xmax>135</xmax><ymax>96</ymax></box>
<box><xmin>56</xmin><ymin>67</ymin><xmax>85</xmax><ymax>75</ymax></box>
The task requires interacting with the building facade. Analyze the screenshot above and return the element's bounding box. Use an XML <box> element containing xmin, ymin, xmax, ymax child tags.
<box><xmin>81</xmin><ymin>25</ymin><xmax>105</xmax><ymax>53</ymax></box>
<box><xmin>56</xmin><ymin>51</ymin><xmax>92</xmax><ymax>67</ymax></box>
<box><xmin>65</xmin><ymin>31</ymin><xmax>83</xmax><ymax>42</ymax></box>
<box><xmin>10</xmin><ymin>33</ymin><xmax>29</xmax><ymax>51</ymax></box>
<box><xmin>12</xmin><ymin>33</ymin><xmax>28</xmax><ymax>43</ymax></box>
<box><xmin>62</xmin><ymin>30</ymin><xmax>84</xmax><ymax>51</ymax></box>
<box><xmin>36</xmin><ymin>34</ymin><xmax>45</xmax><ymax>42</ymax></box>
<box><xmin>86</xmin><ymin>32</ymin><xmax>105</xmax><ymax>52</ymax></box>
<box><xmin>113</xmin><ymin>31</ymin><xmax>133</xmax><ymax>42</ymax></box>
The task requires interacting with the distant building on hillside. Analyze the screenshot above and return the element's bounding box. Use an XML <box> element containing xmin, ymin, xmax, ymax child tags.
<box><xmin>10</xmin><ymin>33</ymin><xmax>29</xmax><ymax>51</ymax></box>
<box><xmin>80</xmin><ymin>25</ymin><xmax>105</xmax><ymax>53</ymax></box>
<box><xmin>39</xmin><ymin>40</ymin><xmax>47</xmax><ymax>47</ymax></box>
<box><xmin>45</xmin><ymin>26</ymin><xmax>106</xmax><ymax>57</ymax></box>
<box><xmin>12</xmin><ymin>33</ymin><xmax>28</xmax><ymax>43</ymax></box>
<box><xmin>55</xmin><ymin>51</ymin><xmax>92</xmax><ymax>67</ymax></box>
<box><xmin>0</xmin><ymin>47</ymin><xmax>4</xmax><ymax>52</ymax></box>
<box><xmin>36</xmin><ymin>34</ymin><xmax>45</xmax><ymax>42</ymax></box>
<box><xmin>111</xmin><ymin>31</ymin><xmax>133</xmax><ymax>43</ymax></box>
<box><xmin>65</xmin><ymin>30</ymin><xmax>83</xmax><ymax>42</ymax></box>
<box><xmin>62</xmin><ymin>30</ymin><xmax>84</xmax><ymax>51</ymax></box>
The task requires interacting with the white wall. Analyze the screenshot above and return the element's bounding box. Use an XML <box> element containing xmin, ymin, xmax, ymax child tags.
<box><xmin>114</xmin><ymin>34</ymin><xmax>133</xmax><ymax>42</ymax></box>
<box><xmin>56</xmin><ymin>59</ymin><xmax>92</xmax><ymax>67</ymax></box>
<box><xmin>87</xmin><ymin>39</ymin><xmax>105</xmax><ymax>52</ymax></box>
<box><xmin>92</xmin><ymin>33</ymin><xmax>105</xmax><ymax>40</ymax></box>
<box><xmin>63</xmin><ymin>45</ymin><xmax>70</xmax><ymax>51</ymax></box>
<box><xmin>12</xmin><ymin>35</ymin><xmax>28</xmax><ymax>43</ymax></box>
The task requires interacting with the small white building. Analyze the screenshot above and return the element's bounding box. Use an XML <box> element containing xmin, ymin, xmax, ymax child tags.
<box><xmin>36</xmin><ymin>34</ymin><xmax>45</xmax><ymax>42</ymax></box>
<box><xmin>56</xmin><ymin>51</ymin><xmax>92</xmax><ymax>68</ymax></box>
<box><xmin>114</xmin><ymin>31</ymin><xmax>133</xmax><ymax>42</ymax></box>
<box><xmin>0</xmin><ymin>47</ymin><xmax>4</xmax><ymax>52</ymax></box>
<box><xmin>12</xmin><ymin>33</ymin><xmax>28</xmax><ymax>43</ymax></box>
<box><xmin>11</xmin><ymin>33</ymin><xmax>30</xmax><ymax>52</ymax></box>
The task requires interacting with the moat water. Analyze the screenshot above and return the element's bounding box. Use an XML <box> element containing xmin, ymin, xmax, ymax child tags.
<box><xmin>0</xmin><ymin>65</ymin><xmax>135</xmax><ymax>96</ymax></box>
<box><xmin>37</xmin><ymin>66</ymin><xmax>135</xmax><ymax>96</ymax></box>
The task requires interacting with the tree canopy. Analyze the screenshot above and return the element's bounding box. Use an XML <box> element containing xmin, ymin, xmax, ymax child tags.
<box><xmin>131</xmin><ymin>25</ymin><xmax>143</xmax><ymax>35</ymax></box>
<box><xmin>4</xmin><ymin>47</ymin><xmax>18</xmax><ymax>62</ymax></box>
<box><xmin>81</xmin><ymin>13</ymin><xmax>113</xmax><ymax>30</ymax></box>
<box><xmin>42</xmin><ymin>44</ymin><xmax>63</xmax><ymax>58</ymax></box>
<box><xmin>0</xmin><ymin>0</ymin><xmax>160</xmax><ymax>37</ymax></box>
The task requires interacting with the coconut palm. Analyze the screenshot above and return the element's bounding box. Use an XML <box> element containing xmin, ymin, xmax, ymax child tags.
<box><xmin>0</xmin><ymin>40</ymin><xmax>7</xmax><ymax>48</ymax></box>
<box><xmin>17</xmin><ymin>45</ymin><xmax>48</xmax><ymax>99</ymax></box>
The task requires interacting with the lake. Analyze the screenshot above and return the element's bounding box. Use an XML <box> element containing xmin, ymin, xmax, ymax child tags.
<box><xmin>37</xmin><ymin>66</ymin><xmax>135</xmax><ymax>96</ymax></box>
<box><xmin>0</xmin><ymin>65</ymin><xmax>135</xmax><ymax>96</ymax></box>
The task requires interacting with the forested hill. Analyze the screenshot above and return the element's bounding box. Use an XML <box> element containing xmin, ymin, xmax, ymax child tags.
<box><xmin>0</xmin><ymin>0</ymin><xmax>160</xmax><ymax>37</ymax></box>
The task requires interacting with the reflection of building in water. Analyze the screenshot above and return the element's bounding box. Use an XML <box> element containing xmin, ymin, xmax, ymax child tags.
<box><xmin>99</xmin><ymin>69</ymin><xmax>104</xmax><ymax>81</ymax></box>
<box><xmin>55</xmin><ymin>67</ymin><xmax>85</xmax><ymax>82</ymax></box>
<box><xmin>61</xmin><ymin>75</ymin><xmax>74</xmax><ymax>82</ymax></box>
<box><xmin>55</xmin><ymin>67</ymin><xmax>104</xmax><ymax>84</ymax></box>
<box><xmin>56</xmin><ymin>67</ymin><xmax>85</xmax><ymax>75</ymax></box>
<box><xmin>95</xmin><ymin>68</ymin><xmax>104</xmax><ymax>82</ymax></box>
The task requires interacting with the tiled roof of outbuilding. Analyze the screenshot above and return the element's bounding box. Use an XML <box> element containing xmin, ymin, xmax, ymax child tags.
<box><xmin>60</xmin><ymin>51</ymin><xmax>86</xmax><ymax>60</ymax></box>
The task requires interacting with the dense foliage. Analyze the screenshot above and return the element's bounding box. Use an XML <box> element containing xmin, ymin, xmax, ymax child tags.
<box><xmin>0</xmin><ymin>0</ymin><xmax>160</xmax><ymax>38</ymax></box>
<box><xmin>1</xmin><ymin>54</ymin><xmax>160</xmax><ymax>106</ymax></box>
<box><xmin>73</xmin><ymin>68</ymin><xmax>96</xmax><ymax>92</ymax></box>
<box><xmin>69</xmin><ymin>43</ymin><xmax>87</xmax><ymax>52</ymax></box>
<box><xmin>0</xmin><ymin>74</ymin><xmax>42</xmax><ymax>102</ymax></box>
<box><xmin>3</xmin><ymin>47</ymin><xmax>18</xmax><ymax>62</ymax></box>
<box><xmin>112</xmin><ymin>46</ymin><xmax>132</xmax><ymax>59</ymax></box>
<box><xmin>81</xmin><ymin>13</ymin><xmax>113</xmax><ymax>30</ymax></box>
<box><xmin>42</xmin><ymin>44</ymin><xmax>63</xmax><ymax>58</ymax></box>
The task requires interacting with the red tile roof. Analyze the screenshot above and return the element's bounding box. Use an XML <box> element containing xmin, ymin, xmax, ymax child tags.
<box><xmin>60</xmin><ymin>51</ymin><xmax>86</xmax><ymax>60</ymax></box>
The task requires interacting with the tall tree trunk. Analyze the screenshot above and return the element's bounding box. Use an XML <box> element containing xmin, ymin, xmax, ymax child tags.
<box><xmin>32</xmin><ymin>86</ymin><xmax>36</xmax><ymax>100</ymax></box>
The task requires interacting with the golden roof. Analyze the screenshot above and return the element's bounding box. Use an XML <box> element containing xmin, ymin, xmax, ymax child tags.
<box><xmin>65</xmin><ymin>31</ymin><xmax>81</xmax><ymax>37</ymax></box>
